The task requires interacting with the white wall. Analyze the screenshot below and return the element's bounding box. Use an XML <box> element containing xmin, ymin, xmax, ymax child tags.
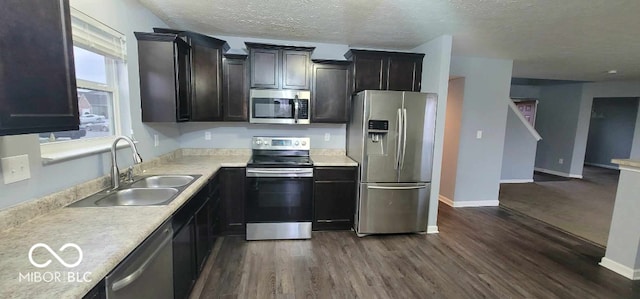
<box><xmin>411</xmin><ymin>35</ymin><xmax>453</xmax><ymax>231</ymax></box>
<box><xmin>449</xmin><ymin>56</ymin><xmax>513</xmax><ymax>205</ymax></box>
<box><xmin>501</xmin><ymin>107</ymin><xmax>538</xmax><ymax>181</ymax></box>
<box><xmin>180</xmin><ymin>123</ymin><xmax>346</xmax><ymax>148</ymax></box>
<box><xmin>0</xmin><ymin>0</ymin><xmax>172</xmax><ymax>209</ymax></box>
<box><xmin>440</xmin><ymin>78</ymin><xmax>463</xmax><ymax>199</ymax></box>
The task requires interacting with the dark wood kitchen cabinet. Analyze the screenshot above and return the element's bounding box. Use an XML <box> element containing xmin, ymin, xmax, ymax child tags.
<box><xmin>135</xmin><ymin>32</ymin><xmax>191</xmax><ymax>122</ymax></box>
<box><xmin>313</xmin><ymin>167</ymin><xmax>357</xmax><ymax>230</ymax></box>
<box><xmin>172</xmin><ymin>214</ymin><xmax>196</xmax><ymax>299</ymax></box>
<box><xmin>246</xmin><ymin>42</ymin><xmax>314</xmax><ymax>90</ymax></box>
<box><xmin>311</xmin><ymin>60</ymin><xmax>351</xmax><ymax>123</ymax></box>
<box><xmin>221</xmin><ymin>167</ymin><xmax>246</xmax><ymax>234</ymax></box>
<box><xmin>344</xmin><ymin>49</ymin><xmax>424</xmax><ymax>93</ymax></box>
<box><xmin>154</xmin><ymin>29</ymin><xmax>230</xmax><ymax>121</ymax></box>
<box><xmin>222</xmin><ymin>54</ymin><xmax>249</xmax><ymax>121</ymax></box>
<box><xmin>0</xmin><ymin>0</ymin><xmax>79</xmax><ymax>136</ymax></box>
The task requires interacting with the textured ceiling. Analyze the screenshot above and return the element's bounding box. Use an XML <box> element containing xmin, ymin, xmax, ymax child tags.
<box><xmin>137</xmin><ymin>0</ymin><xmax>640</xmax><ymax>81</ymax></box>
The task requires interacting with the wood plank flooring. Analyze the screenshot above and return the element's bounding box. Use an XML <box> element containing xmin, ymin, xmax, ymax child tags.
<box><xmin>196</xmin><ymin>205</ymin><xmax>640</xmax><ymax>298</ymax></box>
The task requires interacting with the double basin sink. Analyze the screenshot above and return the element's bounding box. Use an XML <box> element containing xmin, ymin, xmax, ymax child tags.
<box><xmin>68</xmin><ymin>175</ymin><xmax>200</xmax><ymax>207</ymax></box>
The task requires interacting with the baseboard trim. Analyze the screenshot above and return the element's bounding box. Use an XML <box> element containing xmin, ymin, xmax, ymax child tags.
<box><xmin>500</xmin><ymin>179</ymin><xmax>534</xmax><ymax>183</ymax></box>
<box><xmin>438</xmin><ymin>195</ymin><xmax>454</xmax><ymax>207</ymax></box>
<box><xmin>427</xmin><ymin>225</ymin><xmax>439</xmax><ymax>234</ymax></box>
<box><xmin>584</xmin><ymin>162</ymin><xmax>619</xmax><ymax>170</ymax></box>
<box><xmin>438</xmin><ymin>195</ymin><xmax>499</xmax><ymax>207</ymax></box>
<box><xmin>534</xmin><ymin>167</ymin><xmax>583</xmax><ymax>179</ymax></box>
<box><xmin>600</xmin><ymin>257</ymin><xmax>640</xmax><ymax>280</ymax></box>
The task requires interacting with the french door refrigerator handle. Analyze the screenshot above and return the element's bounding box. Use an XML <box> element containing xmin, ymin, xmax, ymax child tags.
<box><xmin>367</xmin><ymin>185</ymin><xmax>427</xmax><ymax>190</ymax></box>
<box><xmin>401</xmin><ymin>108</ymin><xmax>408</xmax><ymax>169</ymax></box>
<box><xmin>395</xmin><ymin>108</ymin><xmax>402</xmax><ymax>170</ymax></box>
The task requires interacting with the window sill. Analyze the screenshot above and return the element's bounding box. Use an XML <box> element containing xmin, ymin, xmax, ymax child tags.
<box><xmin>41</xmin><ymin>137</ymin><xmax>136</xmax><ymax>165</ymax></box>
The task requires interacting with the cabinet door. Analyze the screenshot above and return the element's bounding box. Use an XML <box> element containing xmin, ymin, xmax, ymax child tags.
<box><xmin>282</xmin><ymin>50</ymin><xmax>310</xmax><ymax>90</ymax></box>
<box><xmin>175</xmin><ymin>42</ymin><xmax>192</xmax><ymax>121</ymax></box>
<box><xmin>250</xmin><ymin>49</ymin><xmax>280</xmax><ymax>89</ymax></box>
<box><xmin>222</xmin><ymin>168</ymin><xmax>246</xmax><ymax>234</ymax></box>
<box><xmin>190</xmin><ymin>43</ymin><xmax>222</xmax><ymax>121</ymax></box>
<box><xmin>194</xmin><ymin>197</ymin><xmax>211</xmax><ymax>272</ymax></box>
<box><xmin>352</xmin><ymin>55</ymin><xmax>386</xmax><ymax>93</ymax></box>
<box><xmin>387</xmin><ymin>55</ymin><xmax>422</xmax><ymax>91</ymax></box>
<box><xmin>313</xmin><ymin>167</ymin><xmax>357</xmax><ymax>231</ymax></box>
<box><xmin>0</xmin><ymin>0</ymin><xmax>79</xmax><ymax>136</ymax></box>
<box><xmin>222</xmin><ymin>56</ymin><xmax>249</xmax><ymax>121</ymax></box>
<box><xmin>311</xmin><ymin>63</ymin><xmax>350</xmax><ymax>123</ymax></box>
<box><xmin>173</xmin><ymin>218</ymin><xmax>196</xmax><ymax>299</ymax></box>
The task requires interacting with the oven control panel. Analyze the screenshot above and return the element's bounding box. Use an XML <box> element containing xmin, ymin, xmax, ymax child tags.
<box><xmin>252</xmin><ymin>137</ymin><xmax>310</xmax><ymax>150</ymax></box>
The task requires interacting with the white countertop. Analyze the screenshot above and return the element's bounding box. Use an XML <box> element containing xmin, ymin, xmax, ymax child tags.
<box><xmin>0</xmin><ymin>152</ymin><xmax>356</xmax><ymax>298</ymax></box>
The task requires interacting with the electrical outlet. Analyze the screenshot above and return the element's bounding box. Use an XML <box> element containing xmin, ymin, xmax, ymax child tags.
<box><xmin>558</xmin><ymin>158</ymin><xmax>564</xmax><ymax>164</ymax></box>
<box><xmin>476</xmin><ymin>130</ymin><xmax>483</xmax><ymax>139</ymax></box>
<box><xmin>1</xmin><ymin>154</ymin><xmax>31</xmax><ymax>184</ymax></box>
<box><xmin>324</xmin><ymin>133</ymin><xmax>331</xmax><ymax>141</ymax></box>
<box><xmin>154</xmin><ymin>134</ymin><xmax>159</xmax><ymax>147</ymax></box>
<box><xmin>205</xmin><ymin>131</ymin><xmax>211</xmax><ymax>140</ymax></box>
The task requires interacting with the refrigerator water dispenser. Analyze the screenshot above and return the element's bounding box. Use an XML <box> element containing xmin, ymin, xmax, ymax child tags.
<box><xmin>367</xmin><ymin>120</ymin><xmax>389</xmax><ymax>155</ymax></box>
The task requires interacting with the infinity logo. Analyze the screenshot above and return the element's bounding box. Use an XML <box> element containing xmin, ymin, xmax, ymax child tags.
<box><xmin>28</xmin><ymin>243</ymin><xmax>83</xmax><ymax>268</ymax></box>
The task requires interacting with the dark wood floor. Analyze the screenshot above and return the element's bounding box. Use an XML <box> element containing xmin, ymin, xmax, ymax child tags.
<box><xmin>198</xmin><ymin>205</ymin><xmax>640</xmax><ymax>298</ymax></box>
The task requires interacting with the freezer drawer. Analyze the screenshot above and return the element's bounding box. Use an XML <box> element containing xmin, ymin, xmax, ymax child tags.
<box><xmin>356</xmin><ymin>183</ymin><xmax>430</xmax><ymax>235</ymax></box>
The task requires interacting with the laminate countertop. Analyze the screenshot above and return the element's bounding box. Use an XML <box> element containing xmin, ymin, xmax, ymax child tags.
<box><xmin>0</xmin><ymin>153</ymin><xmax>356</xmax><ymax>299</ymax></box>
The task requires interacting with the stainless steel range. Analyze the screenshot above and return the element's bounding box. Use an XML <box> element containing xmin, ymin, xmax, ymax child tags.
<box><xmin>245</xmin><ymin>136</ymin><xmax>313</xmax><ymax>240</ymax></box>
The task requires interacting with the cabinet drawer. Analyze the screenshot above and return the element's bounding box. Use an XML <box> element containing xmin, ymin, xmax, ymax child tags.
<box><xmin>314</xmin><ymin>167</ymin><xmax>356</xmax><ymax>181</ymax></box>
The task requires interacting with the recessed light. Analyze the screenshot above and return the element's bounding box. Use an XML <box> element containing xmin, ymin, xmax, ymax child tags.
<box><xmin>607</xmin><ymin>70</ymin><xmax>618</xmax><ymax>74</ymax></box>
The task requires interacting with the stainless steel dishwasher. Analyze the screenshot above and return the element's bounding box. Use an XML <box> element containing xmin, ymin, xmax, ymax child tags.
<box><xmin>105</xmin><ymin>221</ymin><xmax>173</xmax><ymax>299</ymax></box>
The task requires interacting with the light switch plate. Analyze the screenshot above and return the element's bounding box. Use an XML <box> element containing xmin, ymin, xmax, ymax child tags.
<box><xmin>324</xmin><ymin>133</ymin><xmax>331</xmax><ymax>141</ymax></box>
<box><xmin>205</xmin><ymin>132</ymin><xmax>211</xmax><ymax>140</ymax></box>
<box><xmin>476</xmin><ymin>130</ymin><xmax>483</xmax><ymax>139</ymax></box>
<box><xmin>1</xmin><ymin>154</ymin><xmax>31</xmax><ymax>184</ymax></box>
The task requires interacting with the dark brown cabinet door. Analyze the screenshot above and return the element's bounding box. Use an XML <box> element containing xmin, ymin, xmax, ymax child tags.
<box><xmin>313</xmin><ymin>167</ymin><xmax>357</xmax><ymax>231</ymax></box>
<box><xmin>136</xmin><ymin>32</ymin><xmax>191</xmax><ymax>122</ymax></box>
<box><xmin>387</xmin><ymin>55</ymin><xmax>422</xmax><ymax>91</ymax></box>
<box><xmin>282</xmin><ymin>50</ymin><xmax>310</xmax><ymax>90</ymax></box>
<box><xmin>250</xmin><ymin>49</ymin><xmax>280</xmax><ymax>89</ymax></box>
<box><xmin>345</xmin><ymin>50</ymin><xmax>424</xmax><ymax>94</ymax></box>
<box><xmin>153</xmin><ymin>28</ymin><xmax>230</xmax><ymax>122</ymax></box>
<box><xmin>352</xmin><ymin>55</ymin><xmax>386</xmax><ymax>92</ymax></box>
<box><xmin>222</xmin><ymin>54</ymin><xmax>249</xmax><ymax>121</ymax></box>
<box><xmin>222</xmin><ymin>168</ymin><xmax>246</xmax><ymax>234</ymax></box>
<box><xmin>194</xmin><ymin>194</ymin><xmax>211</xmax><ymax>272</ymax></box>
<box><xmin>190</xmin><ymin>43</ymin><xmax>222</xmax><ymax>121</ymax></box>
<box><xmin>0</xmin><ymin>0</ymin><xmax>79</xmax><ymax>136</ymax></box>
<box><xmin>173</xmin><ymin>216</ymin><xmax>196</xmax><ymax>299</ymax></box>
<box><xmin>311</xmin><ymin>61</ymin><xmax>350</xmax><ymax>123</ymax></box>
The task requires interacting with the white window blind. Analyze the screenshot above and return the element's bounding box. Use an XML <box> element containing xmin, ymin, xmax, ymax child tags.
<box><xmin>70</xmin><ymin>7</ymin><xmax>126</xmax><ymax>61</ymax></box>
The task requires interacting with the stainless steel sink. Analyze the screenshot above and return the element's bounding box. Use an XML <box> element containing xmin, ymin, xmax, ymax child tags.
<box><xmin>95</xmin><ymin>188</ymin><xmax>179</xmax><ymax>206</ymax></box>
<box><xmin>67</xmin><ymin>174</ymin><xmax>201</xmax><ymax>208</ymax></box>
<box><xmin>130</xmin><ymin>175</ymin><xmax>195</xmax><ymax>188</ymax></box>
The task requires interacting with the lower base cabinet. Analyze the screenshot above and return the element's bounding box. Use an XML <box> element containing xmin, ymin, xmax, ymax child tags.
<box><xmin>313</xmin><ymin>167</ymin><xmax>357</xmax><ymax>231</ymax></box>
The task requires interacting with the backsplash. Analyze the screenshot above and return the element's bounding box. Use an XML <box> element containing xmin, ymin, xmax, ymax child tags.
<box><xmin>178</xmin><ymin>122</ymin><xmax>346</xmax><ymax>149</ymax></box>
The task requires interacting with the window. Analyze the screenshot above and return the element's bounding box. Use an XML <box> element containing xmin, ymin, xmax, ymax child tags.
<box><xmin>40</xmin><ymin>8</ymin><xmax>126</xmax><ymax>144</ymax></box>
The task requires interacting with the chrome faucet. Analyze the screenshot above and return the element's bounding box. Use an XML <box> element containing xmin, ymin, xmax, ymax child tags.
<box><xmin>110</xmin><ymin>136</ymin><xmax>143</xmax><ymax>190</ymax></box>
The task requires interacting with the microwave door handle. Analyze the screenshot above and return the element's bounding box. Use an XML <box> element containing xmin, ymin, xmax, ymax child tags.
<box><xmin>294</xmin><ymin>96</ymin><xmax>299</xmax><ymax>124</ymax></box>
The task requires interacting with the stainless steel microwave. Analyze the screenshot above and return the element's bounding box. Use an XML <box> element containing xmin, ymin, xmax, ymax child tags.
<box><xmin>249</xmin><ymin>89</ymin><xmax>310</xmax><ymax>124</ymax></box>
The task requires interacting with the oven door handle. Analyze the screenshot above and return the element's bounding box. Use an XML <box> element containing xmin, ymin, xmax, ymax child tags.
<box><xmin>246</xmin><ymin>168</ymin><xmax>314</xmax><ymax>178</ymax></box>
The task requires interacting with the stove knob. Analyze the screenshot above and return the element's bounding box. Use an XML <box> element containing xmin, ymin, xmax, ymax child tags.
<box><xmin>294</xmin><ymin>141</ymin><xmax>300</xmax><ymax>146</ymax></box>
<box><xmin>301</xmin><ymin>141</ymin><xmax>307</xmax><ymax>146</ymax></box>
<box><xmin>256</xmin><ymin>140</ymin><xmax>262</xmax><ymax>145</ymax></box>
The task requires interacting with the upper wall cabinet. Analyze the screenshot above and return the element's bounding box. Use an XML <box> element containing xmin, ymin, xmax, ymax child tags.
<box><xmin>311</xmin><ymin>60</ymin><xmax>351</xmax><ymax>123</ymax></box>
<box><xmin>246</xmin><ymin>43</ymin><xmax>315</xmax><ymax>90</ymax></box>
<box><xmin>135</xmin><ymin>32</ymin><xmax>191</xmax><ymax>122</ymax></box>
<box><xmin>0</xmin><ymin>0</ymin><xmax>79</xmax><ymax>136</ymax></box>
<box><xmin>344</xmin><ymin>50</ymin><xmax>424</xmax><ymax>94</ymax></box>
<box><xmin>154</xmin><ymin>29</ymin><xmax>230</xmax><ymax>122</ymax></box>
<box><xmin>222</xmin><ymin>54</ymin><xmax>249</xmax><ymax>121</ymax></box>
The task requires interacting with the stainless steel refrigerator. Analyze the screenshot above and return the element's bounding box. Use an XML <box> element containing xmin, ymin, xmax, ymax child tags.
<box><xmin>347</xmin><ymin>90</ymin><xmax>437</xmax><ymax>236</ymax></box>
